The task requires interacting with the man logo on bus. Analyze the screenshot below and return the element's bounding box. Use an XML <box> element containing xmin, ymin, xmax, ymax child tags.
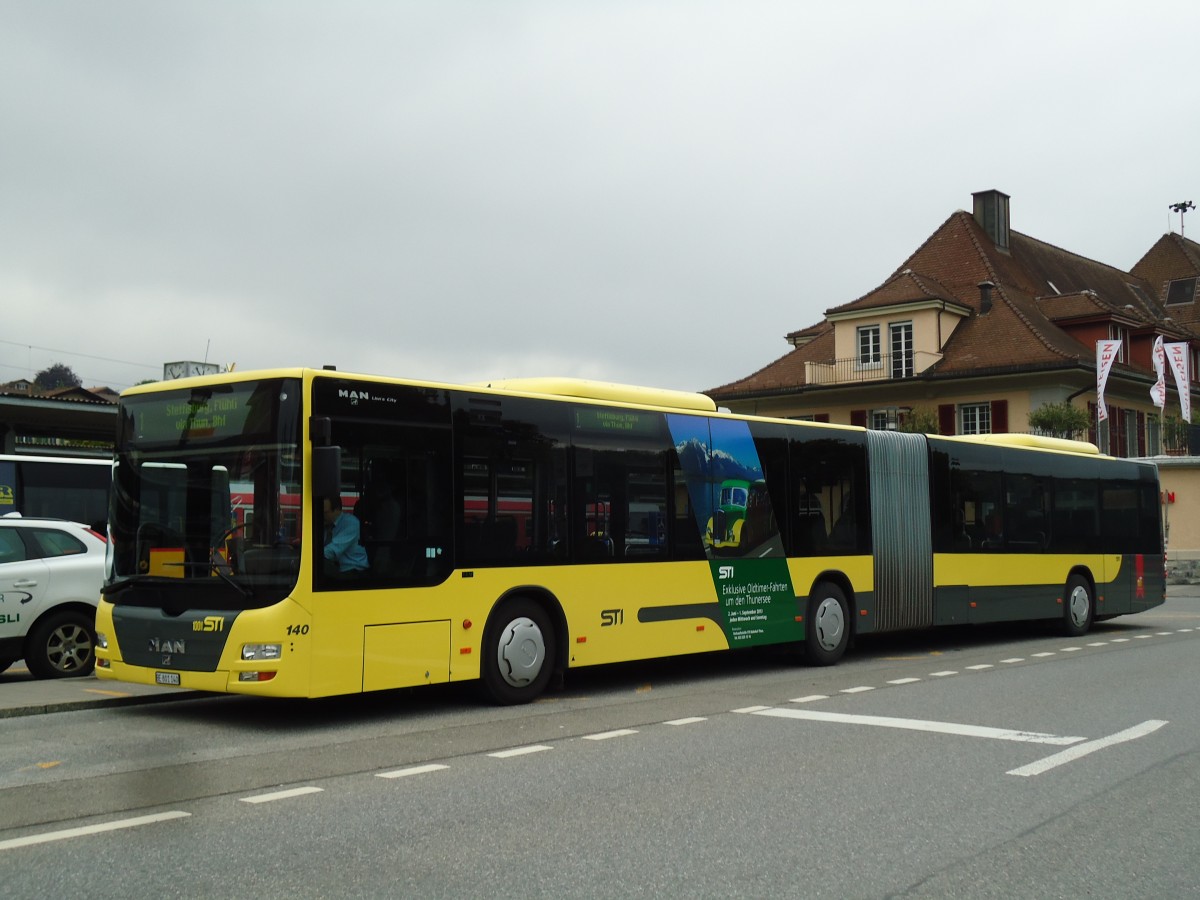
<box><xmin>718</xmin><ymin>565</ymin><xmax>735</xmax><ymax>580</ymax></box>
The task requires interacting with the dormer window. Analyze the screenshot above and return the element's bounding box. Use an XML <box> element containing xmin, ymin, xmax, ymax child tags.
<box><xmin>1109</xmin><ymin>324</ymin><xmax>1130</xmax><ymax>363</ymax></box>
<box><xmin>1167</xmin><ymin>277</ymin><xmax>1197</xmax><ymax>306</ymax></box>
<box><xmin>857</xmin><ymin>325</ymin><xmax>881</xmax><ymax>369</ymax></box>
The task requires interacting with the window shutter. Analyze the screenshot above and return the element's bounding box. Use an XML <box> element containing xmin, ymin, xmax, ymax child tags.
<box><xmin>1087</xmin><ymin>402</ymin><xmax>1097</xmax><ymax>446</ymax></box>
<box><xmin>815</xmin><ymin>413</ymin><xmax>830</xmax><ymax>423</ymax></box>
<box><xmin>850</xmin><ymin>409</ymin><xmax>866</xmax><ymax>428</ymax></box>
<box><xmin>990</xmin><ymin>399</ymin><xmax>1008</xmax><ymax>434</ymax></box>
<box><xmin>1137</xmin><ymin>411</ymin><xmax>1146</xmax><ymax>456</ymax></box>
<box><xmin>938</xmin><ymin>404</ymin><xmax>956</xmax><ymax>435</ymax></box>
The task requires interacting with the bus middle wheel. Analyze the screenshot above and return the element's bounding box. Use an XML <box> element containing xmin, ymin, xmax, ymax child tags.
<box><xmin>805</xmin><ymin>582</ymin><xmax>849</xmax><ymax>666</ymax></box>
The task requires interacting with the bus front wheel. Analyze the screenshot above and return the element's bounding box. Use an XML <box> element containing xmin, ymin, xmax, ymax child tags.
<box><xmin>805</xmin><ymin>582</ymin><xmax>849</xmax><ymax>666</ymax></box>
<box><xmin>1062</xmin><ymin>574</ymin><xmax>1094</xmax><ymax>637</ymax></box>
<box><xmin>481</xmin><ymin>598</ymin><xmax>556</xmax><ymax>705</ymax></box>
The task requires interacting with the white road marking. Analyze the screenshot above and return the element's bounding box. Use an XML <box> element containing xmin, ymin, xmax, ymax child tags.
<box><xmin>888</xmin><ymin>677</ymin><xmax>921</xmax><ymax>685</ymax></box>
<box><xmin>841</xmin><ymin>686</ymin><xmax>874</xmax><ymax>694</ymax></box>
<box><xmin>489</xmin><ymin>745</ymin><xmax>553</xmax><ymax>758</ymax></box>
<box><xmin>966</xmin><ymin>664</ymin><xmax>994</xmax><ymax>670</ymax></box>
<box><xmin>376</xmin><ymin>763</ymin><xmax>449</xmax><ymax>779</ymax></box>
<box><xmin>1001</xmin><ymin>658</ymin><xmax>1024</xmax><ymax>663</ymax></box>
<box><xmin>789</xmin><ymin>695</ymin><xmax>829</xmax><ymax>703</ymax></box>
<box><xmin>240</xmin><ymin>786</ymin><xmax>323</xmax><ymax>804</ymax></box>
<box><xmin>930</xmin><ymin>670</ymin><xmax>957</xmax><ymax>677</ymax></box>
<box><xmin>1007</xmin><ymin>720</ymin><xmax>1169</xmax><ymax>777</ymax></box>
<box><xmin>1060</xmin><ymin>647</ymin><xmax>1082</xmax><ymax>652</ymax></box>
<box><xmin>664</xmin><ymin>717</ymin><xmax>707</xmax><ymax>725</ymax></box>
<box><xmin>0</xmin><ymin>811</ymin><xmax>190</xmax><ymax>851</ymax></box>
<box><xmin>583</xmin><ymin>728</ymin><xmax>638</xmax><ymax>741</ymax></box>
<box><xmin>746</xmin><ymin>707</ymin><xmax>1085</xmax><ymax>745</ymax></box>
<box><xmin>732</xmin><ymin>705</ymin><xmax>771</xmax><ymax>713</ymax></box>
<box><xmin>1032</xmin><ymin>652</ymin><xmax>1056</xmax><ymax>658</ymax></box>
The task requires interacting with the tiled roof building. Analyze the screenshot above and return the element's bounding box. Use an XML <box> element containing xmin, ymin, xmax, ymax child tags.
<box><xmin>710</xmin><ymin>190</ymin><xmax>1200</xmax><ymax>457</ymax></box>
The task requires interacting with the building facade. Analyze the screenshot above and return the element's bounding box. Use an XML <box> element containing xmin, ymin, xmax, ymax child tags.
<box><xmin>710</xmin><ymin>190</ymin><xmax>1200</xmax><ymax>457</ymax></box>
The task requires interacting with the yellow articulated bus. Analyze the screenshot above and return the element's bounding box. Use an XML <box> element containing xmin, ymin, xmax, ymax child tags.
<box><xmin>94</xmin><ymin>368</ymin><xmax>1165</xmax><ymax>704</ymax></box>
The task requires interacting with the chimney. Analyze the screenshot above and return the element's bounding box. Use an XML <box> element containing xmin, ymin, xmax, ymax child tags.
<box><xmin>978</xmin><ymin>280</ymin><xmax>995</xmax><ymax>314</ymax></box>
<box><xmin>972</xmin><ymin>189</ymin><xmax>1010</xmax><ymax>253</ymax></box>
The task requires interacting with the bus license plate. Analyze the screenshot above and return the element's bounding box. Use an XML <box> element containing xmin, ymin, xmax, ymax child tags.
<box><xmin>155</xmin><ymin>672</ymin><xmax>181</xmax><ymax>686</ymax></box>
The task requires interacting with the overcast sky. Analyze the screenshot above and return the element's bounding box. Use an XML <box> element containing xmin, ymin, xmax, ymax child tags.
<box><xmin>2</xmin><ymin>1</ymin><xmax>1198</xmax><ymax>395</ymax></box>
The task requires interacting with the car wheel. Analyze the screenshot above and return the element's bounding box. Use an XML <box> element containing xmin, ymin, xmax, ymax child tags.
<box><xmin>481</xmin><ymin>598</ymin><xmax>556</xmax><ymax>705</ymax></box>
<box><xmin>25</xmin><ymin>609</ymin><xmax>96</xmax><ymax>679</ymax></box>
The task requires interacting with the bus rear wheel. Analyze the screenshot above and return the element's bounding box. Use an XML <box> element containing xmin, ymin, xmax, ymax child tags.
<box><xmin>805</xmin><ymin>582</ymin><xmax>849</xmax><ymax>666</ymax></box>
<box><xmin>1062</xmin><ymin>574</ymin><xmax>1094</xmax><ymax>637</ymax></box>
<box><xmin>481</xmin><ymin>598</ymin><xmax>556</xmax><ymax>705</ymax></box>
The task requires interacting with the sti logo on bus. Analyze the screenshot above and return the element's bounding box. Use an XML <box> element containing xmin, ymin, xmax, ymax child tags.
<box><xmin>718</xmin><ymin>565</ymin><xmax>735</xmax><ymax>580</ymax></box>
<box><xmin>193</xmin><ymin>615</ymin><xmax>226</xmax><ymax>633</ymax></box>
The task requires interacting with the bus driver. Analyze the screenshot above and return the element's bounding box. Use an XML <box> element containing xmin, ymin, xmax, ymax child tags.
<box><xmin>322</xmin><ymin>495</ymin><xmax>369</xmax><ymax>576</ymax></box>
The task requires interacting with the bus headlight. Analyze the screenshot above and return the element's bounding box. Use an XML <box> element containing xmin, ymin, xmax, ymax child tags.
<box><xmin>241</xmin><ymin>643</ymin><xmax>282</xmax><ymax>661</ymax></box>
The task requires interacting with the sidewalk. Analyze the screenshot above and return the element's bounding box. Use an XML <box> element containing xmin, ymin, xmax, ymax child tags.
<box><xmin>0</xmin><ymin>665</ymin><xmax>204</xmax><ymax>719</ymax></box>
<box><xmin>4</xmin><ymin>584</ymin><xmax>1197</xmax><ymax>719</ymax></box>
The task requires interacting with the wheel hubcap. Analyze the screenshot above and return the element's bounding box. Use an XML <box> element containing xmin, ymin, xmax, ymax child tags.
<box><xmin>1068</xmin><ymin>585</ymin><xmax>1090</xmax><ymax>629</ymax></box>
<box><xmin>496</xmin><ymin>617</ymin><xmax>546</xmax><ymax>688</ymax></box>
<box><xmin>813</xmin><ymin>596</ymin><xmax>845</xmax><ymax>652</ymax></box>
<box><xmin>48</xmin><ymin>624</ymin><xmax>93</xmax><ymax>673</ymax></box>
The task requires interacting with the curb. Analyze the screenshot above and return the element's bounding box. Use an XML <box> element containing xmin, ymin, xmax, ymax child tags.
<box><xmin>0</xmin><ymin>688</ymin><xmax>208</xmax><ymax>719</ymax></box>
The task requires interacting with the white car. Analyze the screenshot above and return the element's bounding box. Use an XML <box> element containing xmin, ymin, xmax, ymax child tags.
<box><xmin>0</xmin><ymin>516</ymin><xmax>106</xmax><ymax>678</ymax></box>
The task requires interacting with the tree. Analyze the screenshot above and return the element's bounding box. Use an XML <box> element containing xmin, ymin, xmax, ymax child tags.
<box><xmin>1028</xmin><ymin>401</ymin><xmax>1090</xmax><ymax>440</ymax></box>
<box><xmin>34</xmin><ymin>363</ymin><xmax>82</xmax><ymax>390</ymax></box>
<box><xmin>898</xmin><ymin>406</ymin><xmax>940</xmax><ymax>434</ymax></box>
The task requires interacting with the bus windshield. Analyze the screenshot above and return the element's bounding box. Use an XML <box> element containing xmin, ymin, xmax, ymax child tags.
<box><xmin>105</xmin><ymin>378</ymin><xmax>303</xmax><ymax>611</ymax></box>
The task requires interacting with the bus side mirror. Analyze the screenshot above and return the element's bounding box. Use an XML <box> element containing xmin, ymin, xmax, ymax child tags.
<box><xmin>310</xmin><ymin>417</ymin><xmax>332</xmax><ymax>447</ymax></box>
<box><xmin>313</xmin><ymin>446</ymin><xmax>342</xmax><ymax>498</ymax></box>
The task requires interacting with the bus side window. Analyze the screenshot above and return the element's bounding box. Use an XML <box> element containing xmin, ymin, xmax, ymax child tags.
<box><xmin>795</xmin><ymin>489</ymin><xmax>827</xmax><ymax>554</ymax></box>
<box><xmin>671</xmin><ymin>464</ymin><xmax>706</xmax><ymax>560</ymax></box>
<box><xmin>1005</xmin><ymin>474</ymin><xmax>1048</xmax><ymax>551</ymax></box>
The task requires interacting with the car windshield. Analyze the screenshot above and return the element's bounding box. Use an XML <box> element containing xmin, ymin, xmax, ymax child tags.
<box><xmin>105</xmin><ymin>378</ymin><xmax>303</xmax><ymax>611</ymax></box>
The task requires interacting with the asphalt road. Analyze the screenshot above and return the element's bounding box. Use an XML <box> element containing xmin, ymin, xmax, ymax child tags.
<box><xmin>2</xmin><ymin>589</ymin><xmax>1199</xmax><ymax>898</ymax></box>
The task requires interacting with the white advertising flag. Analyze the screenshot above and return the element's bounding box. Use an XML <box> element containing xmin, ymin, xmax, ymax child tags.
<box><xmin>1166</xmin><ymin>342</ymin><xmax>1192</xmax><ymax>423</ymax></box>
<box><xmin>1095</xmin><ymin>339</ymin><xmax>1121</xmax><ymax>422</ymax></box>
<box><xmin>1151</xmin><ymin>335</ymin><xmax>1167</xmax><ymax>409</ymax></box>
